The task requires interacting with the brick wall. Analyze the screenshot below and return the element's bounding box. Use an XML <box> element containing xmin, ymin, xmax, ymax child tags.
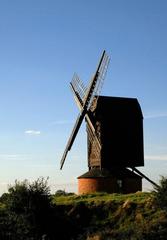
<box><xmin>78</xmin><ymin>177</ymin><xmax>118</xmax><ymax>194</ymax></box>
<box><xmin>78</xmin><ymin>177</ymin><xmax>142</xmax><ymax>194</ymax></box>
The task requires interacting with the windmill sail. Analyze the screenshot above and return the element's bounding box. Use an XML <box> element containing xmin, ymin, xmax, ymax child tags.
<box><xmin>86</xmin><ymin>51</ymin><xmax>110</xmax><ymax>109</ymax></box>
<box><xmin>60</xmin><ymin>50</ymin><xmax>109</xmax><ymax>169</ymax></box>
<box><xmin>60</xmin><ymin>112</ymin><xmax>85</xmax><ymax>169</ymax></box>
<box><xmin>70</xmin><ymin>80</ymin><xmax>101</xmax><ymax>151</ymax></box>
<box><xmin>71</xmin><ymin>73</ymin><xmax>87</xmax><ymax>103</ymax></box>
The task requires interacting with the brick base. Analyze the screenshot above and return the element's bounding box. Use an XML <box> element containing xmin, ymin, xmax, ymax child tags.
<box><xmin>78</xmin><ymin>177</ymin><xmax>142</xmax><ymax>194</ymax></box>
<box><xmin>78</xmin><ymin>177</ymin><xmax>118</xmax><ymax>195</ymax></box>
<box><xmin>77</xmin><ymin>169</ymin><xmax>142</xmax><ymax>195</ymax></box>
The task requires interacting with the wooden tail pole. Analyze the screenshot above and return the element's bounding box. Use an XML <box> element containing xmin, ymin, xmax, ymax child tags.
<box><xmin>132</xmin><ymin>167</ymin><xmax>159</xmax><ymax>188</ymax></box>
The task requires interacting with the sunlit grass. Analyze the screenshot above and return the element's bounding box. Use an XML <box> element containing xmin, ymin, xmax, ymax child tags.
<box><xmin>52</xmin><ymin>191</ymin><xmax>151</xmax><ymax>205</ymax></box>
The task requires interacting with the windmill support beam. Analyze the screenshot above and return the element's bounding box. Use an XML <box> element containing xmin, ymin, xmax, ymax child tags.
<box><xmin>131</xmin><ymin>167</ymin><xmax>159</xmax><ymax>188</ymax></box>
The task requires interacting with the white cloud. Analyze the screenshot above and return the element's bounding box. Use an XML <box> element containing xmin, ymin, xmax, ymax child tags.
<box><xmin>145</xmin><ymin>112</ymin><xmax>167</xmax><ymax>119</ymax></box>
<box><xmin>145</xmin><ymin>155</ymin><xmax>167</xmax><ymax>161</ymax></box>
<box><xmin>0</xmin><ymin>154</ymin><xmax>32</xmax><ymax>161</ymax></box>
<box><xmin>25</xmin><ymin>130</ymin><xmax>41</xmax><ymax>135</ymax></box>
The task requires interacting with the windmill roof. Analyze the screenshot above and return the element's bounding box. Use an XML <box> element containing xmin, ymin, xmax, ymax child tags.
<box><xmin>92</xmin><ymin>96</ymin><xmax>143</xmax><ymax>118</ymax></box>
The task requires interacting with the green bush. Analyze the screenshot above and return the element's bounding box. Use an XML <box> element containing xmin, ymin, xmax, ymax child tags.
<box><xmin>0</xmin><ymin>177</ymin><xmax>52</xmax><ymax>239</ymax></box>
<box><xmin>0</xmin><ymin>178</ymin><xmax>79</xmax><ymax>240</ymax></box>
<box><xmin>55</xmin><ymin>189</ymin><xmax>74</xmax><ymax>196</ymax></box>
<box><xmin>153</xmin><ymin>176</ymin><xmax>167</xmax><ymax>211</ymax></box>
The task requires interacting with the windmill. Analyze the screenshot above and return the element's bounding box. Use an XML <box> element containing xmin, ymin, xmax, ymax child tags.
<box><xmin>60</xmin><ymin>50</ymin><xmax>158</xmax><ymax>194</ymax></box>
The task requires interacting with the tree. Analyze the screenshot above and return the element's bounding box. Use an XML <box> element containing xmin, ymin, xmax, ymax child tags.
<box><xmin>153</xmin><ymin>176</ymin><xmax>167</xmax><ymax>211</ymax></box>
<box><xmin>0</xmin><ymin>178</ymin><xmax>78</xmax><ymax>239</ymax></box>
<box><xmin>55</xmin><ymin>189</ymin><xmax>74</xmax><ymax>196</ymax></box>
<box><xmin>4</xmin><ymin>177</ymin><xmax>52</xmax><ymax>239</ymax></box>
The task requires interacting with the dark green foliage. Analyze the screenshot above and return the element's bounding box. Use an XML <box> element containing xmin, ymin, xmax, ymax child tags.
<box><xmin>0</xmin><ymin>178</ymin><xmax>52</xmax><ymax>239</ymax></box>
<box><xmin>0</xmin><ymin>178</ymin><xmax>77</xmax><ymax>240</ymax></box>
<box><xmin>55</xmin><ymin>189</ymin><xmax>67</xmax><ymax>196</ymax></box>
<box><xmin>55</xmin><ymin>189</ymin><xmax>74</xmax><ymax>196</ymax></box>
<box><xmin>153</xmin><ymin>176</ymin><xmax>167</xmax><ymax>211</ymax></box>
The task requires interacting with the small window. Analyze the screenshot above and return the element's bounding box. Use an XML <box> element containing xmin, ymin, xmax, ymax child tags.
<box><xmin>117</xmin><ymin>179</ymin><xmax>123</xmax><ymax>193</ymax></box>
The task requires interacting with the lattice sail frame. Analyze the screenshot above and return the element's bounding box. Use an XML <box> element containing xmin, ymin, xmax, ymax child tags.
<box><xmin>70</xmin><ymin>78</ymin><xmax>102</xmax><ymax>162</ymax></box>
<box><xmin>60</xmin><ymin>51</ymin><xmax>110</xmax><ymax>169</ymax></box>
<box><xmin>70</xmin><ymin>53</ymin><xmax>110</xmax><ymax>110</ymax></box>
<box><xmin>87</xmin><ymin>52</ymin><xmax>110</xmax><ymax>109</ymax></box>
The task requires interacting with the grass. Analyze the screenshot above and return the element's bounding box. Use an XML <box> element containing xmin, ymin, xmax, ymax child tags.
<box><xmin>51</xmin><ymin>191</ymin><xmax>167</xmax><ymax>239</ymax></box>
<box><xmin>52</xmin><ymin>191</ymin><xmax>151</xmax><ymax>205</ymax></box>
<box><xmin>1</xmin><ymin>189</ymin><xmax>166</xmax><ymax>239</ymax></box>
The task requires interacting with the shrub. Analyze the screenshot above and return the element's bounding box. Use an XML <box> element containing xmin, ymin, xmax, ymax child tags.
<box><xmin>0</xmin><ymin>177</ymin><xmax>52</xmax><ymax>239</ymax></box>
<box><xmin>153</xmin><ymin>176</ymin><xmax>167</xmax><ymax>211</ymax></box>
<box><xmin>55</xmin><ymin>189</ymin><xmax>75</xmax><ymax>196</ymax></box>
<box><xmin>0</xmin><ymin>178</ymin><xmax>78</xmax><ymax>240</ymax></box>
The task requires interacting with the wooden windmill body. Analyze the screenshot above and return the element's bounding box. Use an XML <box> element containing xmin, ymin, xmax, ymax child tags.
<box><xmin>87</xmin><ymin>96</ymin><xmax>144</xmax><ymax>169</ymax></box>
<box><xmin>60</xmin><ymin>51</ymin><xmax>158</xmax><ymax>194</ymax></box>
<box><xmin>78</xmin><ymin>96</ymin><xmax>144</xmax><ymax>194</ymax></box>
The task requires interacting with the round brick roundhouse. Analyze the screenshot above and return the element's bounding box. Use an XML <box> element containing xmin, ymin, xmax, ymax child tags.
<box><xmin>78</xmin><ymin>168</ymin><xmax>142</xmax><ymax>195</ymax></box>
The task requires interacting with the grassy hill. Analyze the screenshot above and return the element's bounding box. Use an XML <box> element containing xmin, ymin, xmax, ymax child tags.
<box><xmin>0</xmin><ymin>178</ymin><xmax>167</xmax><ymax>239</ymax></box>
<box><xmin>52</xmin><ymin>192</ymin><xmax>167</xmax><ymax>240</ymax></box>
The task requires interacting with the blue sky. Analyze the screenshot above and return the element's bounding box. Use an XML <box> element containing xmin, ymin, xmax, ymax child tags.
<box><xmin>0</xmin><ymin>0</ymin><xmax>167</xmax><ymax>194</ymax></box>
